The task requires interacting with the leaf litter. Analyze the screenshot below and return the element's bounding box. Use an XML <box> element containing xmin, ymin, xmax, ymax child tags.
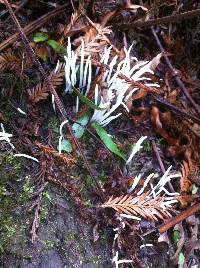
<box><xmin>0</xmin><ymin>0</ymin><xmax>200</xmax><ymax>267</ymax></box>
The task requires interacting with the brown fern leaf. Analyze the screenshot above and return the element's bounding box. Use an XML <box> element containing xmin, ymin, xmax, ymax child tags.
<box><xmin>0</xmin><ymin>51</ymin><xmax>21</xmax><ymax>71</ymax></box>
<box><xmin>49</xmin><ymin>65</ymin><xmax>65</xmax><ymax>87</ymax></box>
<box><xmin>180</xmin><ymin>160</ymin><xmax>193</xmax><ymax>192</ymax></box>
<box><xmin>187</xmin><ymin>161</ymin><xmax>200</xmax><ymax>186</ymax></box>
<box><xmin>27</xmin><ymin>66</ymin><xmax>65</xmax><ymax>103</ymax></box>
<box><xmin>36</xmin><ymin>142</ymin><xmax>75</xmax><ymax>165</ymax></box>
<box><xmin>59</xmin><ymin>12</ymin><xmax>81</xmax><ymax>44</ymax></box>
<box><xmin>100</xmin><ymin>194</ymin><xmax>175</xmax><ymax>221</ymax></box>
<box><xmin>27</xmin><ymin>82</ymin><xmax>48</xmax><ymax>103</ymax></box>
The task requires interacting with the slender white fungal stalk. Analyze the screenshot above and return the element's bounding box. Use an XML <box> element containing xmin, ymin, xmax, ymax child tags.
<box><xmin>58</xmin><ymin>119</ymin><xmax>69</xmax><ymax>154</ymax></box>
<box><xmin>64</xmin><ymin>38</ymin><xmax>92</xmax><ymax>112</ymax></box>
<box><xmin>112</xmin><ymin>251</ymin><xmax>133</xmax><ymax>268</ymax></box>
<box><xmin>14</xmin><ymin>154</ymin><xmax>39</xmax><ymax>163</ymax></box>
<box><xmin>126</xmin><ymin>136</ymin><xmax>147</xmax><ymax>165</ymax></box>
<box><xmin>64</xmin><ymin>39</ymin><xmax>160</xmax><ymax>121</ymax></box>
<box><xmin>0</xmin><ymin>123</ymin><xmax>15</xmax><ymax>149</ymax></box>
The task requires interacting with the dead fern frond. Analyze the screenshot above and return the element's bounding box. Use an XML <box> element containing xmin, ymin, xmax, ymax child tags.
<box><xmin>0</xmin><ymin>51</ymin><xmax>21</xmax><ymax>71</ymax></box>
<box><xmin>74</xmin><ymin>24</ymin><xmax>112</xmax><ymax>57</ymax></box>
<box><xmin>36</xmin><ymin>142</ymin><xmax>75</xmax><ymax>165</ymax></box>
<box><xmin>27</xmin><ymin>64</ymin><xmax>65</xmax><ymax>103</ymax></box>
<box><xmin>100</xmin><ymin>193</ymin><xmax>176</xmax><ymax>221</ymax></box>
<box><xmin>180</xmin><ymin>160</ymin><xmax>193</xmax><ymax>192</ymax></box>
<box><xmin>59</xmin><ymin>12</ymin><xmax>81</xmax><ymax>45</ymax></box>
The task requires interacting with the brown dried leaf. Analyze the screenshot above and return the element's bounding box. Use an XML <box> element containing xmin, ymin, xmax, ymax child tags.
<box><xmin>151</xmin><ymin>106</ymin><xmax>179</xmax><ymax>146</ymax></box>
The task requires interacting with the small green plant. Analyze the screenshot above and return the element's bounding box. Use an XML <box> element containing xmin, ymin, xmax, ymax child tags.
<box><xmin>172</xmin><ymin>230</ymin><xmax>181</xmax><ymax>244</ymax></box>
<box><xmin>48</xmin><ymin>116</ymin><xmax>59</xmax><ymax>134</ymax></box>
<box><xmin>143</xmin><ymin>140</ymin><xmax>152</xmax><ymax>152</ymax></box>
<box><xmin>33</xmin><ymin>32</ymin><xmax>66</xmax><ymax>53</ymax></box>
<box><xmin>178</xmin><ymin>252</ymin><xmax>185</xmax><ymax>265</ymax></box>
<box><xmin>23</xmin><ymin>184</ymin><xmax>33</xmax><ymax>195</ymax></box>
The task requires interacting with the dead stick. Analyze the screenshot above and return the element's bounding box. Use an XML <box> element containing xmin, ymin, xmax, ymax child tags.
<box><xmin>151</xmin><ymin>140</ymin><xmax>175</xmax><ymax>192</ymax></box>
<box><xmin>154</xmin><ymin>96</ymin><xmax>200</xmax><ymax>125</ymax></box>
<box><xmin>0</xmin><ymin>3</ymin><xmax>69</xmax><ymax>51</ymax></box>
<box><xmin>151</xmin><ymin>28</ymin><xmax>200</xmax><ymax>116</ymax></box>
<box><xmin>159</xmin><ymin>202</ymin><xmax>200</xmax><ymax>234</ymax></box>
<box><xmin>117</xmin><ymin>9</ymin><xmax>200</xmax><ymax>29</ymax></box>
<box><xmin>4</xmin><ymin>0</ymin><xmax>104</xmax><ymax>201</ymax></box>
<box><xmin>91</xmin><ymin>59</ymin><xmax>159</xmax><ymax>95</ymax></box>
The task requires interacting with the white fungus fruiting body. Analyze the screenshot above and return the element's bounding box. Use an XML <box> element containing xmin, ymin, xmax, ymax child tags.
<box><xmin>64</xmin><ymin>38</ymin><xmax>159</xmax><ymax>126</ymax></box>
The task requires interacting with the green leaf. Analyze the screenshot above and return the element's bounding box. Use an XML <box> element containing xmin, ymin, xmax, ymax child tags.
<box><xmin>178</xmin><ymin>253</ymin><xmax>185</xmax><ymax>265</ymax></box>
<box><xmin>173</xmin><ymin>230</ymin><xmax>181</xmax><ymax>243</ymax></box>
<box><xmin>47</xmin><ymin>39</ymin><xmax>65</xmax><ymax>52</ymax></box>
<box><xmin>72</xmin><ymin>113</ymin><xmax>90</xmax><ymax>138</ymax></box>
<box><xmin>91</xmin><ymin>122</ymin><xmax>126</xmax><ymax>161</ymax></box>
<box><xmin>33</xmin><ymin>32</ymin><xmax>49</xmax><ymax>43</ymax></box>
<box><xmin>57</xmin><ymin>138</ymin><xmax>72</xmax><ymax>153</ymax></box>
<box><xmin>72</xmin><ymin>87</ymin><xmax>105</xmax><ymax>111</ymax></box>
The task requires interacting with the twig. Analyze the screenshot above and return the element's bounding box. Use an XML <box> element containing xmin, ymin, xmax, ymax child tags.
<box><xmin>151</xmin><ymin>28</ymin><xmax>200</xmax><ymax>116</ymax></box>
<box><xmin>30</xmin><ymin>195</ymin><xmax>41</xmax><ymax>242</ymax></box>
<box><xmin>68</xmin><ymin>118</ymin><xmax>113</xmax><ymax>156</ymax></box>
<box><xmin>116</xmin><ymin>9</ymin><xmax>200</xmax><ymax>29</ymax></box>
<box><xmin>4</xmin><ymin>0</ymin><xmax>104</xmax><ymax>201</ymax></box>
<box><xmin>154</xmin><ymin>96</ymin><xmax>200</xmax><ymax>125</ymax></box>
<box><xmin>151</xmin><ymin>140</ymin><xmax>175</xmax><ymax>192</ymax></box>
<box><xmin>3</xmin><ymin>0</ymin><xmax>29</xmax><ymax>21</ymax></box>
<box><xmin>91</xmin><ymin>59</ymin><xmax>159</xmax><ymax>95</ymax></box>
<box><xmin>0</xmin><ymin>3</ymin><xmax>69</xmax><ymax>51</ymax></box>
<box><xmin>159</xmin><ymin>202</ymin><xmax>200</xmax><ymax>234</ymax></box>
<box><xmin>142</xmin><ymin>201</ymin><xmax>200</xmax><ymax>237</ymax></box>
<box><xmin>151</xmin><ymin>140</ymin><xmax>165</xmax><ymax>173</ymax></box>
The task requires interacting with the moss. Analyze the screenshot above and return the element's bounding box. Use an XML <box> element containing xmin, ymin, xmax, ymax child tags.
<box><xmin>0</xmin><ymin>152</ymin><xmax>31</xmax><ymax>252</ymax></box>
<box><xmin>41</xmin><ymin>239</ymin><xmax>56</xmax><ymax>249</ymax></box>
<box><xmin>90</xmin><ymin>255</ymin><xmax>102</xmax><ymax>265</ymax></box>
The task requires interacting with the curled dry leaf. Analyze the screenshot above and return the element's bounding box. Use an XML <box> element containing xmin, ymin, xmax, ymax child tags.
<box><xmin>151</xmin><ymin>106</ymin><xmax>179</xmax><ymax>146</ymax></box>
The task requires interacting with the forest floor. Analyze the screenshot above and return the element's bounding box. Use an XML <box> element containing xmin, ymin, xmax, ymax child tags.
<box><xmin>0</xmin><ymin>1</ymin><xmax>200</xmax><ymax>268</ymax></box>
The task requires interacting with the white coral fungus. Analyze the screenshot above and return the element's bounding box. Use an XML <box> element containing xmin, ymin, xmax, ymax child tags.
<box><xmin>64</xmin><ymin>38</ymin><xmax>159</xmax><ymax>125</ymax></box>
<box><xmin>0</xmin><ymin>123</ymin><xmax>14</xmax><ymax>149</ymax></box>
<box><xmin>128</xmin><ymin>165</ymin><xmax>180</xmax><ymax>211</ymax></box>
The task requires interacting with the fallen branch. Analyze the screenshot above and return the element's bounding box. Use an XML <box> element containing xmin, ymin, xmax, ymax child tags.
<box><xmin>91</xmin><ymin>59</ymin><xmax>159</xmax><ymax>95</ymax></box>
<box><xmin>116</xmin><ymin>9</ymin><xmax>200</xmax><ymax>29</ymax></box>
<box><xmin>151</xmin><ymin>140</ymin><xmax>175</xmax><ymax>193</ymax></box>
<box><xmin>159</xmin><ymin>202</ymin><xmax>200</xmax><ymax>234</ymax></box>
<box><xmin>154</xmin><ymin>96</ymin><xmax>200</xmax><ymax>124</ymax></box>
